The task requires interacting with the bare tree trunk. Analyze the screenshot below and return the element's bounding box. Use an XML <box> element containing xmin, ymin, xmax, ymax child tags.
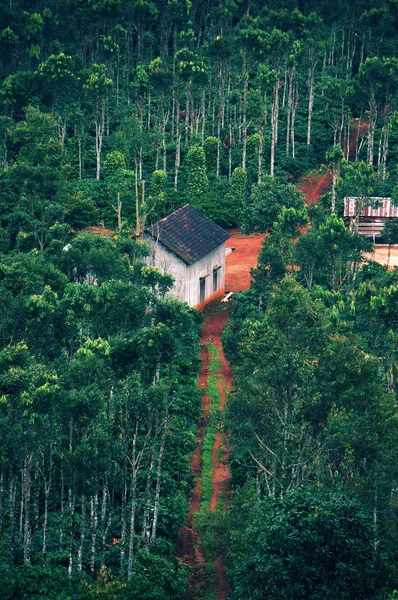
<box><xmin>228</xmin><ymin>123</ymin><xmax>232</xmax><ymax>179</ymax></box>
<box><xmin>258</xmin><ymin>127</ymin><xmax>263</xmax><ymax>185</ymax></box>
<box><xmin>141</xmin><ymin>448</ymin><xmax>155</xmax><ymax>548</ymax></box>
<box><xmin>127</xmin><ymin>430</ymin><xmax>139</xmax><ymax>580</ymax></box>
<box><xmin>127</xmin><ymin>469</ymin><xmax>137</xmax><ymax>581</ymax></box>
<box><xmin>90</xmin><ymin>493</ymin><xmax>98</xmax><ymax>574</ymax></box>
<box><xmin>174</xmin><ymin>130</ymin><xmax>181</xmax><ymax>192</ymax></box>
<box><xmin>10</xmin><ymin>477</ymin><xmax>16</xmax><ymax>557</ymax></box>
<box><xmin>68</xmin><ymin>494</ymin><xmax>75</xmax><ymax>578</ymax></box>
<box><xmin>77</xmin><ymin>495</ymin><xmax>86</xmax><ymax>571</ymax></box>
<box><xmin>150</xmin><ymin>415</ymin><xmax>167</xmax><ymax>546</ymax></box>
<box><xmin>120</xmin><ymin>457</ymin><xmax>128</xmax><ymax>570</ymax></box>
<box><xmin>282</xmin><ymin>67</ymin><xmax>288</xmax><ymax>108</ymax></box>
<box><xmin>147</xmin><ymin>91</ymin><xmax>151</xmax><ymax>131</ymax></box>
<box><xmin>331</xmin><ymin>166</ymin><xmax>339</xmax><ymax>213</ymax></box>
<box><xmin>242</xmin><ymin>74</ymin><xmax>248</xmax><ymax>170</ymax></box>
<box><xmin>216</xmin><ymin>118</ymin><xmax>221</xmax><ymax>178</ymax></box>
<box><xmin>59</xmin><ymin>465</ymin><xmax>64</xmax><ymax>547</ymax></box>
<box><xmin>381</xmin><ymin>124</ymin><xmax>389</xmax><ymax>180</ymax></box>
<box><xmin>307</xmin><ymin>61</ymin><xmax>316</xmax><ymax>145</ymax></box>
<box><xmin>291</xmin><ymin>82</ymin><xmax>298</xmax><ymax>159</ymax></box>
<box><xmin>112</xmin><ymin>191</ymin><xmax>122</xmax><ymax>229</ymax></box>
<box><xmin>162</xmin><ymin>110</ymin><xmax>168</xmax><ymax>173</ymax></box>
<box><xmin>367</xmin><ymin>95</ymin><xmax>376</xmax><ymax>165</ymax></box>
<box><xmin>100</xmin><ymin>483</ymin><xmax>108</xmax><ymax>564</ymax></box>
<box><xmin>23</xmin><ymin>455</ymin><xmax>32</xmax><ymax>564</ymax></box>
<box><xmin>95</xmin><ymin>106</ymin><xmax>105</xmax><ymax>180</ymax></box>
<box><xmin>185</xmin><ymin>88</ymin><xmax>190</xmax><ymax>144</ymax></box>
<box><xmin>78</xmin><ymin>137</ymin><xmax>82</xmax><ymax>180</ymax></box>
<box><xmin>286</xmin><ymin>67</ymin><xmax>294</xmax><ymax>156</ymax></box>
<box><xmin>0</xmin><ymin>472</ymin><xmax>3</xmax><ymax>535</ymax></box>
<box><xmin>270</xmin><ymin>80</ymin><xmax>280</xmax><ymax>177</ymax></box>
<box><xmin>41</xmin><ymin>452</ymin><xmax>52</xmax><ymax>568</ymax></box>
<box><xmin>201</xmin><ymin>88</ymin><xmax>206</xmax><ymax>142</ymax></box>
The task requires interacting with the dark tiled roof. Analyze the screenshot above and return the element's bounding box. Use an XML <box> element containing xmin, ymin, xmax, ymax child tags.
<box><xmin>147</xmin><ymin>205</ymin><xmax>230</xmax><ymax>265</ymax></box>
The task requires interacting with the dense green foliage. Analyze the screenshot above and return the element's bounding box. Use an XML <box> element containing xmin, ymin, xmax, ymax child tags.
<box><xmin>0</xmin><ymin>235</ymin><xmax>202</xmax><ymax>597</ymax></box>
<box><xmin>0</xmin><ymin>0</ymin><xmax>397</xmax><ymax>238</ymax></box>
<box><xmin>222</xmin><ymin>206</ymin><xmax>398</xmax><ymax>597</ymax></box>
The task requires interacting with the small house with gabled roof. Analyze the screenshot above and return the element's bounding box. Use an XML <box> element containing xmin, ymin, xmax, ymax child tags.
<box><xmin>144</xmin><ymin>205</ymin><xmax>230</xmax><ymax>308</ymax></box>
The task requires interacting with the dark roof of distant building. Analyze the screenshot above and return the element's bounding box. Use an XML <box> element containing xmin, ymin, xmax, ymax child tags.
<box><xmin>146</xmin><ymin>205</ymin><xmax>230</xmax><ymax>265</ymax></box>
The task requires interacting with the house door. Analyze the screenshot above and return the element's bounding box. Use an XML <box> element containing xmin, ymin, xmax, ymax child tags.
<box><xmin>213</xmin><ymin>268</ymin><xmax>219</xmax><ymax>293</ymax></box>
<box><xmin>199</xmin><ymin>277</ymin><xmax>206</xmax><ymax>303</ymax></box>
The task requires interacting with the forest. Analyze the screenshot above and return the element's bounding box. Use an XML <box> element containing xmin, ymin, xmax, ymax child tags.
<box><xmin>0</xmin><ymin>0</ymin><xmax>398</xmax><ymax>597</ymax></box>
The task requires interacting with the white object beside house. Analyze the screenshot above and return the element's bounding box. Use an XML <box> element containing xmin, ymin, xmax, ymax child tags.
<box><xmin>144</xmin><ymin>204</ymin><xmax>230</xmax><ymax>308</ymax></box>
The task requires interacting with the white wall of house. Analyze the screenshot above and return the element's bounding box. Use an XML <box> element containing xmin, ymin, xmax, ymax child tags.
<box><xmin>144</xmin><ymin>234</ymin><xmax>226</xmax><ymax>307</ymax></box>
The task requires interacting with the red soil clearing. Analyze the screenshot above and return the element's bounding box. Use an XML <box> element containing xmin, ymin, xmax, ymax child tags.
<box><xmin>225</xmin><ymin>230</ymin><xmax>265</xmax><ymax>293</ymax></box>
<box><xmin>298</xmin><ymin>171</ymin><xmax>332</xmax><ymax>205</ymax></box>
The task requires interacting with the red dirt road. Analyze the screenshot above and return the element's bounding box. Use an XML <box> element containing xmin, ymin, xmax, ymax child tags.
<box><xmin>225</xmin><ymin>230</ymin><xmax>265</xmax><ymax>293</ymax></box>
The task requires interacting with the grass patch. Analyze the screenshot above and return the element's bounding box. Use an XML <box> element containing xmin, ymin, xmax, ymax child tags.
<box><xmin>200</xmin><ymin>373</ymin><xmax>221</xmax><ymax>511</ymax></box>
<box><xmin>191</xmin><ymin>341</ymin><xmax>228</xmax><ymax>582</ymax></box>
<box><xmin>208</xmin><ymin>342</ymin><xmax>222</xmax><ymax>373</ymax></box>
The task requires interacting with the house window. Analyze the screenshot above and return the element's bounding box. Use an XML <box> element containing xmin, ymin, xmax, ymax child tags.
<box><xmin>213</xmin><ymin>268</ymin><xmax>218</xmax><ymax>292</ymax></box>
<box><xmin>199</xmin><ymin>277</ymin><xmax>206</xmax><ymax>303</ymax></box>
<box><xmin>213</xmin><ymin>266</ymin><xmax>221</xmax><ymax>293</ymax></box>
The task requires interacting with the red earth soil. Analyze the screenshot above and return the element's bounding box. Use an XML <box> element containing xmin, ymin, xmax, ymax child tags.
<box><xmin>298</xmin><ymin>171</ymin><xmax>332</xmax><ymax>205</ymax></box>
<box><xmin>225</xmin><ymin>230</ymin><xmax>265</xmax><ymax>293</ymax></box>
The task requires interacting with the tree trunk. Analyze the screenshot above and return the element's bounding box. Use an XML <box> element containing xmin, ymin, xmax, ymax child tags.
<box><xmin>185</xmin><ymin>87</ymin><xmax>190</xmax><ymax>144</ymax></box>
<box><xmin>41</xmin><ymin>452</ymin><xmax>52</xmax><ymax>568</ymax></box>
<box><xmin>120</xmin><ymin>457</ymin><xmax>128</xmax><ymax>571</ymax></box>
<box><xmin>270</xmin><ymin>80</ymin><xmax>280</xmax><ymax>177</ymax></box>
<box><xmin>112</xmin><ymin>191</ymin><xmax>122</xmax><ymax>229</ymax></box>
<box><xmin>77</xmin><ymin>495</ymin><xmax>86</xmax><ymax>571</ymax></box>
<box><xmin>127</xmin><ymin>419</ymin><xmax>140</xmax><ymax>580</ymax></box>
<box><xmin>9</xmin><ymin>476</ymin><xmax>16</xmax><ymax>557</ymax></box>
<box><xmin>228</xmin><ymin>122</ymin><xmax>233</xmax><ymax>180</ymax></box>
<box><xmin>100</xmin><ymin>483</ymin><xmax>108</xmax><ymax>564</ymax></box>
<box><xmin>258</xmin><ymin>127</ymin><xmax>263</xmax><ymax>184</ymax></box>
<box><xmin>23</xmin><ymin>455</ymin><xmax>32</xmax><ymax>564</ymax></box>
<box><xmin>286</xmin><ymin>67</ymin><xmax>294</xmax><ymax>156</ymax></box>
<box><xmin>150</xmin><ymin>408</ymin><xmax>168</xmax><ymax>545</ymax></box>
<box><xmin>90</xmin><ymin>493</ymin><xmax>98</xmax><ymax>574</ymax></box>
<box><xmin>59</xmin><ymin>465</ymin><xmax>64</xmax><ymax>547</ymax></box>
<box><xmin>68</xmin><ymin>494</ymin><xmax>75</xmax><ymax>578</ymax></box>
<box><xmin>78</xmin><ymin>137</ymin><xmax>82</xmax><ymax>180</ymax></box>
<box><xmin>95</xmin><ymin>106</ymin><xmax>105</xmax><ymax>180</ymax></box>
<box><xmin>307</xmin><ymin>62</ymin><xmax>316</xmax><ymax>145</ymax></box>
<box><xmin>242</xmin><ymin>73</ymin><xmax>248</xmax><ymax>170</ymax></box>
<box><xmin>216</xmin><ymin>118</ymin><xmax>221</xmax><ymax>178</ymax></box>
<box><xmin>201</xmin><ymin>88</ymin><xmax>206</xmax><ymax>142</ymax></box>
<box><xmin>174</xmin><ymin>130</ymin><xmax>181</xmax><ymax>192</ymax></box>
<box><xmin>141</xmin><ymin>448</ymin><xmax>155</xmax><ymax>548</ymax></box>
<box><xmin>367</xmin><ymin>94</ymin><xmax>376</xmax><ymax>165</ymax></box>
<box><xmin>0</xmin><ymin>472</ymin><xmax>3</xmax><ymax>536</ymax></box>
<box><xmin>291</xmin><ymin>81</ymin><xmax>298</xmax><ymax>159</ymax></box>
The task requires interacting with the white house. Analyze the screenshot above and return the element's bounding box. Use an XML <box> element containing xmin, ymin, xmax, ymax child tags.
<box><xmin>144</xmin><ymin>205</ymin><xmax>230</xmax><ymax>308</ymax></box>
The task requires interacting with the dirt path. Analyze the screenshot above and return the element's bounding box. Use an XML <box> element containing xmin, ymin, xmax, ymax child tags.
<box><xmin>178</xmin><ymin>231</ymin><xmax>264</xmax><ymax>599</ymax></box>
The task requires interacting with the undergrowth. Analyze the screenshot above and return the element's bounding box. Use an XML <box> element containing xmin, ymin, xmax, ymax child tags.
<box><xmin>208</xmin><ymin>342</ymin><xmax>223</xmax><ymax>373</ymax></box>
